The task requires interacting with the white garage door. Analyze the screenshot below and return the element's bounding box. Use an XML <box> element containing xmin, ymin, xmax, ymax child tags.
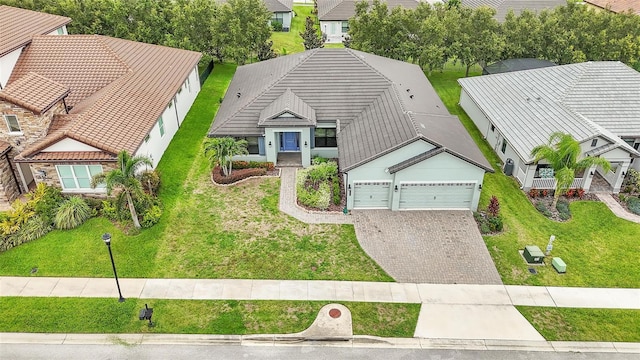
<box><xmin>399</xmin><ymin>182</ymin><xmax>475</xmax><ymax>209</ymax></box>
<box><xmin>353</xmin><ymin>181</ymin><xmax>391</xmax><ymax>209</ymax></box>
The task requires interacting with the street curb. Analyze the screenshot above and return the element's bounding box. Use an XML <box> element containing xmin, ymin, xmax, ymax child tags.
<box><xmin>1</xmin><ymin>333</ymin><xmax>639</xmax><ymax>353</ymax></box>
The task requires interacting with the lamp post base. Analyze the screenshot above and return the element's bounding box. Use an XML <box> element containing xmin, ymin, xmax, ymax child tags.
<box><xmin>118</xmin><ymin>297</ymin><xmax>126</xmax><ymax>303</ymax></box>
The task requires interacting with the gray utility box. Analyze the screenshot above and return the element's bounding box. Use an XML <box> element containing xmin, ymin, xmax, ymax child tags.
<box><xmin>523</xmin><ymin>245</ymin><xmax>545</xmax><ymax>264</ymax></box>
<box><xmin>552</xmin><ymin>257</ymin><xmax>566</xmax><ymax>273</ymax></box>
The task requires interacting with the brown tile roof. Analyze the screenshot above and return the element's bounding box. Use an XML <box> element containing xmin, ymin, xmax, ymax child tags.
<box><xmin>0</xmin><ymin>141</ymin><xmax>11</xmax><ymax>155</ymax></box>
<box><xmin>15</xmin><ymin>35</ymin><xmax>201</xmax><ymax>161</ymax></box>
<box><xmin>0</xmin><ymin>5</ymin><xmax>71</xmax><ymax>57</ymax></box>
<box><xmin>585</xmin><ymin>0</ymin><xmax>640</xmax><ymax>14</ymax></box>
<box><xmin>9</xmin><ymin>36</ymin><xmax>131</xmax><ymax>108</ymax></box>
<box><xmin>0</xmin><ymin>72</ymin><xmax>70</xmax><ymax>114</ymax></box>
<box><xmin>16</xmin><ymin>151</ymin><xmax>116</xmax><ymax>162</ymax></box>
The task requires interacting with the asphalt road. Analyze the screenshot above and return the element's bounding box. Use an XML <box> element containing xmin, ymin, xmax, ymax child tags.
<box><xmin>1</xmin><ymin>344</ymin><xmax>637</xmax><ymax>360</ymax></box>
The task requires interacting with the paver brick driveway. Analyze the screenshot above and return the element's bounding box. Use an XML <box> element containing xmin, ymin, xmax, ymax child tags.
<box><xmin>352</xmin><ymin>210</ymin><xmax>502</xmax><ymax>284</ymax></box>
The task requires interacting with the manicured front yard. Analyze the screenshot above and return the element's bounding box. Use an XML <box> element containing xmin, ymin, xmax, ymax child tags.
<box><xmin>518</xmin><ymin>307</ymin><xmax>640</xmax><ymax>342</ymax></box>
<box><xmin>0</xmin><ymin>64</ymin><xmax>390</xmax><ymax>282</ymax></box>
<box><xmin>0</xmin><ymin>297</ymin><xmax>419</xmax><ymax>338</ymax></box>
<box><xmin>428</xmin><ymin>64</ymin><xmax>640</xmax><ymax>288</ymax></box>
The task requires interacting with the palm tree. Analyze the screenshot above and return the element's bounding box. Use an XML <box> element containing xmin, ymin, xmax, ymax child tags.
<box><xmin>203</xmin><ymin>137</ymin><xmax>248</xmax><ymax>176</ymax></box>
<box><xmin>91</xmin><ymin>150</ymin><xmax>153</xmax><ymax>229</ymax></box>
<box><xmin>531</xmin><ymin>132</ymin><xmax>611</xmax><ymax>208</ymax></box>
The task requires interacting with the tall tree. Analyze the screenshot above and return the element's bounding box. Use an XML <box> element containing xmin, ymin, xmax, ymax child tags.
<box><xmin>203</xmin><ymin>137</ymin><xmax>248</xmax><ymax>177</ymax></box>
<box><xmin>456</xmin><ymin>6</ymin><xmax>504</xmax><ymax>76</ymax></box>
<box><xmin>300</xmin><ymin>16</ymin><xmax>324</xmax><ymax>50</ymax></box>
<box><xmin>257</xmin><ymin>40</ymin><xmax>278</xmax><ymax>61</ymax></box>
<box><xmin>216</xmin><ymin>0</ymin><xmax>272</xmax><ymax>64</ymax></box>
<box><xmin>91</xmin><ymin>150</ymin><xmax>153</xmax><ymax>229</ymax></box>
<box><xmin>531</xmin><ymin>132</ymin><xmax>611</xmax><ymax>208</ymax></box>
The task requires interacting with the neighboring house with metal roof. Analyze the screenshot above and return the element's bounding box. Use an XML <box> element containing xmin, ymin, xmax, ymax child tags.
<box><xmin>458</xmin><ymin>61</ymin><xmax>640</xmax><ymax>194</ymax></box>
<box><xmin>209</xmin><ymin>48</ymin><xmax>493</xmax><ymax>211</ymax></box>
<box><xmin>460</xmin><ymin>0</ymin><xmax>567</xmax><ymax>21</ymax></box>
<box><xmin>584</xmin><ymin>0</ymin><xmax>640</xmax><ymax>14</ymax></box>
<box><xmin>318</xmin><ymin>0</ymin><xmax>426</xmax><ymax>43</ymax></box>
<box><xmin>0</xmin><ymin>6</ymin><xmax>201</xmax><ymax>209</ymax></box>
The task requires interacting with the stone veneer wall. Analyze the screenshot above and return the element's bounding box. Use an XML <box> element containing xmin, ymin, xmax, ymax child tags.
<box><xmin>0</xmin><ymin>100</ymin><xmax>67</xmax><ymax>196</ymax></box>
<box><xmin>0</xmin><ymin>151</ymin><xmax>20</xmax><ymax>209</ymax></box>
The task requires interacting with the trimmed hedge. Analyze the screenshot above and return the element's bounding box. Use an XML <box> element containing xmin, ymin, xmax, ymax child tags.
<box><xmin>231</xmin><ymin>161</ymin><xmax>275</xmax><ymax>171</ymax></box>
<box><xmin>213</xmin><ymin>166</ymin><xmax>266</xmax><ymax>184</ymax></box>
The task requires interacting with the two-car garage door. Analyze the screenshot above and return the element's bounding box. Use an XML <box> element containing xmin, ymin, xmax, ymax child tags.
<box><xmin>353</xmin><ymin>181</ymin><xmax>475</xmax><ymax>210</ymax></box>
<box><xmin>398</xmin><ymin>182</ymin><xmax>475</xmax><ymax>209</ymax></box>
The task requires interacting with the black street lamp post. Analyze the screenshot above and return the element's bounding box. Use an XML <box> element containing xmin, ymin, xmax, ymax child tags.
<box><xmin>102</xmin><ymin>233</ymin><xmax>125</xmax><ymax>302</ymax></box>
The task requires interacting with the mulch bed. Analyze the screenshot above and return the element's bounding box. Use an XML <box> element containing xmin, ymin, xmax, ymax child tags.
<box><xmin>528</xmin><ymin>193</ymin><xmax>599</xmax><ymax>222</ymax></box>
<box><xmin>296</xmin><ymin>170</ymin><xmax>347</xmax><ymax>213</ymax></box>
<box><xmin>613</xmin><ymin>193</ymin><xmax>640</xmax><ymax>214</ymax></box>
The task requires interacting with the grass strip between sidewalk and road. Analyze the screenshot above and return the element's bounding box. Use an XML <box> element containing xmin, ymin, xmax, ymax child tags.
<box><xmin>518</xmin><ymin>306</ymin><xmax>640</xmax><ymax>342</ymax></box>
<box><xmin>0</xmin><ymin>297</ymin><xmax>419</xmax><ymax>338</ymax></box>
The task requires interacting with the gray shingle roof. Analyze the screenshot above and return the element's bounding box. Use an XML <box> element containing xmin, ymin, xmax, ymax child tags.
<box><xmin>458</xmin><ymin>61</ymin><xmax>640</xmax><ymax>163</ymax></box>
<box><xmin>318</xmin><ymin>0</ymin><xmax>422</xmax><ymax>21</ymax></box>
<box><xmin>264</xmin><ymin>0</ymin><xmax>293</xmax><ymax>12</ymax></box>
<box><xmin>211</xmin><ymin>48</ymin><xmax>492</xmax><ymax>172</ymax></box>
<box><xmin>461</xmin><ymin>0</ymin><xmax>566</xmax><ymax>21</ymax></box>
<box><xmin>258</xmin><ymin>88</ymin><xmax>316</xmax><ymax>126</ymax></box>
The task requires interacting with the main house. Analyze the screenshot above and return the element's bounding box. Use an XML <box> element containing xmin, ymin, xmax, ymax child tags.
<box><xmin>318</xmin><ymin>0</ymin><xmax>423</xmax><ymax>43</ymax></box>
<box><xmin>458</xmin><ymin>61</ymin><xmax>640</xmax><ymax>194</ymax></box>
<box><xmin>0</xmin><ymin>6</ymin><xmax>201</xmax><ymax>209</ymax></box>
<box><xmin>209</xmin><ymin>48</ymin><xmax>493</xmax><ymax>211</ymax></box>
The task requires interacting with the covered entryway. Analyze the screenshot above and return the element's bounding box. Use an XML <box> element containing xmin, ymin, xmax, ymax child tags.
<box><xmin>353</xmin><ymin>181</ymin><xmax>391</xmax><ymax>209</ymax></box>
<box><xmin>399</xmin><ymin>182</ymin><xmax>475</xmax><ymax>210</ymax></box>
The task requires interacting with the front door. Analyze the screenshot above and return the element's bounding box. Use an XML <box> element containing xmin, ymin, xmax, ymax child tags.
<box><xmin>282</xmin><ymin>132</ymin><xmax>299</xmax><ymax>151</ymax></box>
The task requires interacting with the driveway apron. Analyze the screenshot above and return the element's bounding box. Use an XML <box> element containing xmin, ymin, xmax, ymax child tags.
<box><xmin>352</xmin><ymin>210</ymin><xmax>502</xmax><ymax>284</ymax></box>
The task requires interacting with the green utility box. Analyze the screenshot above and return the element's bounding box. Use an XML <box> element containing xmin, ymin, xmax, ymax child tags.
<box><xmin>523</xmin><ymin>245</ymin><xmax>545</xmax><ymax>264</ymax></box>
<box><xmin>552</xmin><ymin>257</ymin><xmax>566</xmax><ymax>273</ymax></box>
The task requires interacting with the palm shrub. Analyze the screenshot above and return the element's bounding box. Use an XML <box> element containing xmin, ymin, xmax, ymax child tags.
<box><xmin>203</xmin><ymin>137</ymin><xmax>248</xmax><ymax>177</ymax></box>
<box><xmin>531</xmin><ymin>132</ymin><xmax>611</xmax><ymax>208</ymax></box>
<box><xmin>54</xmin><ymin>196</ymin><xmax>92</xmax><ymax>230</ymax></box>
<box><xmin>91</xmin><ymin>150</ymin><xmax>153</xmax><ymax>228</ymax></box>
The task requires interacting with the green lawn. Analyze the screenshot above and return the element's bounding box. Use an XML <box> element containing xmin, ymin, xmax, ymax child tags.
<box><xmin>270</xmin><ymin>5</ymin><xmax>314</xmax><ymax>55</ymax></box>
<box><xmin>518</xmin><ymin>307</ymin><xmax>640</xmax><ymax>342</ymax></box>
<box><xmin>427</xmin><ymin>63</ymin><xmax>640</xmax><ymax>288</ymax></box>
<box><xmin>0</xmin><ymin>297</ymin><xmax>419</xmax><ymax>338</ymax></box>
<box><xmin>0</xmin><ymin>64</ymin><xmax>390</xmax><ymax>282</ymax></box>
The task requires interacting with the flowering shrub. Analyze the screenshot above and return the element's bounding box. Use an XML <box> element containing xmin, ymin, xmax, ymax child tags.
<box><xmin>529</xmin><ymin>188</ymin><xmax>538</xmax><ymax>198</ymax></box>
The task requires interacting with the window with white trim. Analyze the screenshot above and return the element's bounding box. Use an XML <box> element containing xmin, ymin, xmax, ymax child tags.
<box><xmin>56</xmin><ymin>165</ymin><xmax>104</xmax><ymax>190</ymax></box>
<box><xmin>158</xmin><ymin>117</ymin><xmax>165</xmax><ymax>137</ymax></box>
<box><xmin>314</xmin><ymin>128</ymin><xmax>337</xmax><ymax>147</ymax></box>
<box><xmin>3</xmin><ymin>115</ymin><xmax>21</xmax><ymax>133</ymax></box>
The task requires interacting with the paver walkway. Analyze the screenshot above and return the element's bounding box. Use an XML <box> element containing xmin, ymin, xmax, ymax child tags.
<box><xmin>2</xmin><ymin>277</ymin><xmax>638</xmax><ymax>309</ymax></box>
<box><xmin>278</xmin><ymin>167</ymin><xmax>353</xmax><ymax>224</ymax></box>
<box><xmin>352</xmin><ymin>210</ymin><xmax>502</xmax><ymax>285</ymax></box>
<box><xmin>596</xmin><ymin>194</ymin><xmax>640</xmax><ymax>224</ymax></box>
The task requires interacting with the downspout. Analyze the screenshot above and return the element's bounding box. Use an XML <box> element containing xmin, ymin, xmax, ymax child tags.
<box><xmin>174</xmin><ymin>97</ymin><xmax>180</xmax><ymax>128</ymax></box>
<box><xmin>6</xmin><ymin>153</ymin><xmax>22</xmax><ymax>195</ymax></box>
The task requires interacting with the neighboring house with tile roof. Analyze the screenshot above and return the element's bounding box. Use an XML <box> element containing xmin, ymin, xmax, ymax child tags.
<box><xmin>0</xmin><ymin>6</ymin><xmax>201</xmax><ymax>208</ymax></box>
<box><xmin>584</xmin><ymin>0</ymin><xmax>640</xmax><ymax>14</ymax></box>
<box><xmin>209</xmin><ymin>48</ymin><xmax>493</xmax><ymax>210</ymax></box>
<box><xmin>458</xmin><ymin>62</ymin><xmax>640</xmax><ymax>194</ymax></box>
<box><xmin>460</xmin><ymin>0</ymin><xmax>567</xmax><ymax>21</ymax></box>
<box><xmin>318</xmin><ymin>0</ymin><xmax>428</xmax><ymax>43</ymax></box>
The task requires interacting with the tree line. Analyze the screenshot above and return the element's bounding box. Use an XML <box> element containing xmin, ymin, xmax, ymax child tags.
<box><xmin>348</xmin><ymin>1</ymin><xmax>640</xmax><ymax>75</ymax></box>
<box><xmin>1</xmin><ymin>0</ymin><xmax>275</xmax><ymax>65</ymax></box>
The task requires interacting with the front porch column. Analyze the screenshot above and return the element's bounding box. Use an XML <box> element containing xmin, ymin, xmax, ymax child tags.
<box><xmin>583</xmin><ymin>165</ymin><xmax>597</xmax><ymax>191</ymax></box>
<box><xmin>613</xmin><ymin>162</ymin><xmax>631</xmax><ymax>193</ymax></box>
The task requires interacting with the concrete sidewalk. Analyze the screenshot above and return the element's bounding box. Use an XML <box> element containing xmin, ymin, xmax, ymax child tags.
<box><xmin>597</xmin><ymin>194</ymin><xmax>640</xmax><ymax>224</ymax></box>
<box><xmin>2</xmin><ymin>277</ymin><xmax>638</xmax><ymax>309</ymax></box>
